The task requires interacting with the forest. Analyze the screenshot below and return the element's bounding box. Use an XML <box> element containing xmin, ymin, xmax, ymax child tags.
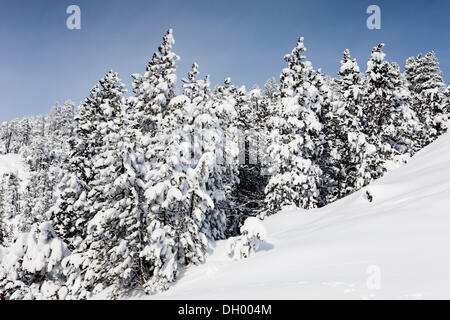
<box><xmin>0</xmin><ymin>29</ymin><xmax>448</xmax><ymax>299</ymax></box>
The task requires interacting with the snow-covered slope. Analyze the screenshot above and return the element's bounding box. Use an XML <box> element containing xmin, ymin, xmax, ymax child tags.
<box><xmin>148</xmin><ymin>133</ymin><xmax>450</xmax><ymax>300</ymax></box>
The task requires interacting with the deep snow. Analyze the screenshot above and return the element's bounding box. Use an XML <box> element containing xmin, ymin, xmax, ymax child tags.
<box><xmin>145</xmin><ymin>132</ymin><xmax>450</xmax><ymax>300</ymax></box>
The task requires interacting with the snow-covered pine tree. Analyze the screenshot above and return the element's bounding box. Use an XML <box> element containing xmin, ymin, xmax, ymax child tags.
<box><xmin>122</xmin><ymin>30</ymin><xmax>192</xmax><ymax>294</ymax></box>
<box><xmin>21</xmin><ymin>170</ymin><xmax>54</xmax><ymax>231</ymax></box>
<box><xmin>251</xmin><ymin>86</ymin><xmax>271</xmax><ymax>174</ymax></box>
<box><xmin>238</xmin><ymin>86</ymin><xmax>267</xmax><ymax>171</ymax></box>
<box><xmin>142</xmin><ymin>146</ymin><xmax>212</xmax><ymax>294</ymax></box>
<box><xmin>233</xmin><ymin>86</ymin><xmax>270</xmax><ymax>229</ymax></box>
<box><xmin>200</xmin><ymin>78</ymin><xmax>240</xmax><ymax>238</ymax></box>
<box><xmin>265</xmin><ymin>37</ymin><xmax>324</xmax><ymax>212</ymax></box>
<box><xmin>129</xmin><ymin>28</ymin><xmax>179</xmax><ymax>134</ymax></box>
<box><xmin>126</xmin><ymin>28</ymin><xmax>182</xmax><ymax>267</ymax></box>
<box><xmin>49</xmin><ymin>156</ymin><xmax>85</xmax><ymax>251</ymax></box>
<box><xmin>0</xmin><ymin>117</ymin><xmax>33</xmax><ymax>155</ymax></box>
<box><xmin>228</xmin><ymin>83</ymin><xmax>258</xmax><ymax>234</ymax></box>
<box><xmin>50</xmin><ymin>86</ymin><xmax>102</xmax><ymax>249</ymax></box>
<box><xmin>63</xmin><ymin>71</ymin><xmax>147</xmax><ymax>298</ymax></box>
<box><xmin>264</xmin><ymin>77</ymin><xmax>283</xmax><ymax>169</ymax></box>
<box><xmin>362</xmin><ymin>43</ymin><xmax>389</xmax><ymax>174</ymax></box>
<box><xmin>363</xmin><ymin>44</ymin><xmax>419</xmax><ymax>175</ymax></box>
<box><xmin>1</xmin><ymin>172</ymin><xmax>21</xmax><ymax>220</ymax></box>
<box><xmin>0</xmin><ymin>222</ymin><xmax>70</xmax><ymax>300</ymax></box>
<box><xmin>20</xmin><ymin>124</ymin><xmax>59</xmax><ymax>229</ymax></box>
<box><xmin>405</xmin><ymin>51</ymin><xmax>448</xmax><ymax>148</ymax></box>
<box><xmin>393</xmin><ymin>61</ymin><xmax>422</xmax><ymax>157</ymax></box>
<box><xmin>309</xmin><ymin>68</ymin><xmax>340</xmax><ymax>204</ymax></box>
<box><xmin>46</xmin><ymin>101</ymin><xmax>76</xmax><ymax>159</ymax></box>
<box><xmin>182</xmin><ymin>62</ymin><xmax>203</xmax><ymax>101</ymax></box>
<box><xmin>18</xmin><ymin>118</ymin><xmax>31</xmax><ymax>148</ymax></box>
<box><xmin>22</xmin><ymin>123</ymin><xmax>48</xmax><ymax>172</ymax></box>
<box><xmin>141</xmin><ymin>65</ymin><xmax>215</xmax><ymax>293</ymax></box>
<box><xmin>0</xmin><ymin>172</ymin><xmax>22</xmax><ymax>244</ymax></box>
<box><xmin>0</xmin><ymin>122</ymin><xmax>9</xmax><ymax>154</ymax></box>
<box><xmin>60</xmin><ymin>100</ymin><xmax>76</xmax><ymax>138</ymax></box>
<box><xmin>183</xmin><ymin>66</ymin><xmax>237</xmax><ymax>238</ymax></box>
<box><xmin>180</xmin><ymin>68</ymin><xmax>237</xmax><ymax>251</ymax></box>
<box><xmin>331</xmin><ymin>49</ymin><xmax>374</xmax><ymax>197</ymax></box>
<box><xmin>264</xmin><ymin>77</ymin><xmax>280</xmax><ymax>101</ymax></box>
<box><xmin>19</xmin><ymin>115</ymin><xmax>47</xmax><ymax>164</ymax></box>
<box><xmin>2</xmin><ymin>119</ymin><xmax>19</xmax><ymax>154</ymax></box>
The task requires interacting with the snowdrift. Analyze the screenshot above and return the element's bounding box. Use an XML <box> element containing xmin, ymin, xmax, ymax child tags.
<box><xmin>148</xmin><ymin>132</ymin><xmax>450</xmax><ymax>300</ymax></box>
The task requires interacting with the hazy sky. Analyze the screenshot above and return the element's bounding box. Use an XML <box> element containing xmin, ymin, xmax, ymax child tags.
<box><xmin>0</xmin><ymin>0</ymin><xmax>449</xmax><ymax>122</ymax></box>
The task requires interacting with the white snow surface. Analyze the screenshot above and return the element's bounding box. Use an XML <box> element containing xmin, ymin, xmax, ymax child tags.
<box><xmin>143</xmin><ymin>132</ymin><xmax>450</xmax><ymax>300</ymax></box>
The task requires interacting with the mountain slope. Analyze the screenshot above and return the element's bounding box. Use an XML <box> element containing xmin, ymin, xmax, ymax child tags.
<box><xmin>147</xmin><ymin>132</ymin><xmax>450</xmax><ymax>300</ymax></box>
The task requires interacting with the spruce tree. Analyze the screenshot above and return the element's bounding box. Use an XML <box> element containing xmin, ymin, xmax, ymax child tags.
<box><xmin>129</xmin><ymin>28</ymin><xmax>179</xmax><ymax>133</ymax></box>
<box><xmin>309</xmin><ymin>69</ymin><xmax>339</xmax><ymax>204</ymax></box>
<box><xmin>1</xmin><ymin>173</ymin><xmax>21</xmax><ymax>220</ymax></box>
<box><xmin>50</xmin><ymin>86</ymin><xmax>102</xmax><ymax>249</ymax></box>
<box><xmin>0</xmin><ymin>172</ymin><xmax>21</xmax><ymax>244</ymax></box>
<box><xmin>331</xmin><ymin>49</ymin><xmax>374</xmax><ymax>196</ymax></box>
<box><xmin>21</xmin><ymin>169</ymin><xmax>54</xmax><ymax>229</ymax></box>
<box><xmin>264</xmin><ymin>77</ymin><xmax>280</xmax><ymax>101</ymax></box>
<box><xmin>4</xmin><ymin>119</ymin><xmax>20</xmax><ymax>154</ymax></box>
<box><xmin>0</xmin><ymin>121</ymin><xmax>9</xmax><ymax>154</ymax></box>
<box><xmin>363</xmin><ymin>44</ymin><xmax>419</xmax><ymax>176</ymax></box>
<box><xmin>141</xmin><ymin>65</ymin><xmax>216</xmax><ymax>293</ymax></box>
<box><xmin>232</xmin><ymin>86</ymin><xmax>269</xmax><ymax>233</ymax></box>
<box><xmin>405</xmin><ymin>51</ymin><xmax>447</xmax><ymax>147</ymax></box>
<box><xmin>65</xmin><ymin>71</ymin><xmax>149</xmax><ymax>297</ymax></box>
<box><xmin>265</xmin><ymin>37</ymin><xmax>323</xmax><ymax>212</ymax></box>
<box><xmin>203</xmin><ymin>78</ymin><xmax>240</xmax><ymax>238</ymax></box>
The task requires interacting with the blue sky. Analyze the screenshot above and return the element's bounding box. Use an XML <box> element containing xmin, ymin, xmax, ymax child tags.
<box><xmin>0</xmin><ymin>0</ymin><xmax>449</xmax><ymax>122</ymax></box>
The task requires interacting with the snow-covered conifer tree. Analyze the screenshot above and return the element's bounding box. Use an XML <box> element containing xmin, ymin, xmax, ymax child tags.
<box><xmin>234</xmin><ymin>86</ymin><xmax>270</xmax><ymax>226</ymax></box>
<box><xmin>21</xmin><ymin>169</ymin><xmax>55</xmax><ymax>230</ymax></box>
<box><xmin>0</xmin><ymin>222</ymin><xmax>70</xmax><ymax>300</ymax></box>
<box><xmin>0</xmin><ymin>122</ymin><xmax>9</xmax><ymax>154</ymax></box>
<box><xmin>363</xmin><ymin>44</ymin><xmax>419</xmax><ymax>175</ymax></box>
<box><xmin>308</xmin><ymin>69</ymin><xmax>340</xmax><ymax>204</ymax></box>
<box><xmin>45</xmin><ymin>100</ymin><xmax>75</xmax><ymax>158</ymax></box>
<box><xmin>141</xmin><ymin>66</ymin><xmax>215</xmax><ymax>293</ymax></box>
<box><xmin>265</xmin><ymin>37</ymin><xmax>323</xmax><ymax>212</ymax></box>
<box><xmin>1</xmin><ymin>173</ymin><xmax>21</xmax><ymax>222</ymax></box>
<box><xmin>330</xmin><ymin>50</ymin><xmax>374</xmax><ymax>196</ymax></box>
<box><xmin>264</xmin><ymin>77</ymin><xmax>280</xmax><ymax>101</ymax></box>
<box><xmin>405</xmin><ymin>52</ymin><xmax>447</xmax><ymax>147</ymax></box>
<box><xmin>50</xmin><ymin>86</ymin><xmax>102</xmax><ymax>249</ymax></box>
<box><xmin>200</xmin><ymin>78</ymin><xmax>239</xmax><ymax>238</ymax></box>
<box><xmin>3</xmin><ymin>119</ymin><xmax>20</xmax><ymax>154</ymax></box>
<box><xmin>63</xmin><ymin>71</ymin><xmax>147</xmax><ymax>298</ymax></box>
<box><xmin>129</xmin><ymin>28</ymin><xmax>179</xmax><ymax>133</ymax></box>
